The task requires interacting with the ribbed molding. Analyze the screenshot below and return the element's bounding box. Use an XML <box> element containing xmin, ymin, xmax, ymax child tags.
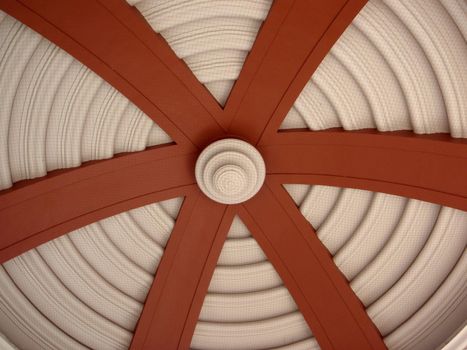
<box><xmin>127</xmin><ymin>0</ymin><xmax>273</xmax><ymax>105</ymax></box>
<box><xmin>285</xmin><ymin>184</ymin><xmax>467</xmax><ymax>350</ymax></box>
<box><xmin>280</xmin><ymin>0</ymin><xmax>467</xmax><ymax>138</ymax></box>
<box><xmin>0</xmin><ymin>12</ymin><xmax>171</xmax><ymax>190</ymax></box>
<box><xmin>0</xmin><ymin>1</ymin><xmax>465</xmax><ymax>349</ymax></box>
<box><xmin>0</xmin><ymin>198</ymin><xmax>182</xmax><ymax>350</ymax></box>
<box><xmin>280</xmin><ymin>2</ymin><xmax>467</xmax><ymax>346</ymax></box>
<box><xmin>191</xmin><ymin>216</ymin><xmax>316</xmax><ymax>350</ymax></box>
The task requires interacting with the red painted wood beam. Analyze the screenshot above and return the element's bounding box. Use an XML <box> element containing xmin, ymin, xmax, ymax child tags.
<box><xmin>130</xmin><ymin>193</ymin><xmax>234</xmax><ymax>350</ymax></box>
<box><xmin>261</xmin><ymin>129</ymin><xmax>467</xmax><ymax>211</ymax></box>
<box><xmin>240</xmin><ymin>182</ymin><xmax>386</xmax><ymax>350</ymax></box>
<box><xmin>0</xmin><ymin>1</ymin><xmax>401</xmax><ymax>350</ymax></box>
<box><xmin>0</xmin><ymin>145</ymin><xmax>197</xmax><ymax>263</ymax></box>
<box><xmin>0</xmin><ymin>0</ymin><xmax>224</xmax><ymax>148</ymax></box>
<box><xmin>226</xmin><ymin>0</ymin><xmax>367</xmax><ymax>144</ymax></box>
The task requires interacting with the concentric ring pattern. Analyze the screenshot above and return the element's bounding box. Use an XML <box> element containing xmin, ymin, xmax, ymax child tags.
<box><xmin>279</xmin><ymin>2</ymin><xmax>467</xmax><ymax>349</ymax></box>
<box><xmin>191</xmin><ymin>216</ymin><xmax>319</xmax><ymax>350</ymax></box>
<box><xmin>284</xmin><ymin>185</ymin><xmax>467</xmax><ymax>350</ymax></box>
<box><xmin>0</xmin><ymin>0</ymin><xmax>466</xmax><ymax>349</ymax></box>
<box><xmin>195</xmin><ymin>139</ymin><xmax>266</xmax><ymax>204</ymax></box>
<box><xmin>0</xmin><ymin>11</ymin><xmax>171</xmax><ymax>191</ymax></box>
<box><xmin>0</xmin><ymin>197</ymin><xmax>182</xmax><ymax>349</ymax></box>
<box><xmin>281</xmin><ymin>0</ymin><xmax>467</xmax><ymax>137</ymax></box>
<box><xmin>128</xmin><ymin>0</ymin><xmax>273</xmax><ymax>106</ymax></box>
<box><xmin>0</xmin><ymin>2</ymin><xmax>280</xmax><ymax>348</ymax></box>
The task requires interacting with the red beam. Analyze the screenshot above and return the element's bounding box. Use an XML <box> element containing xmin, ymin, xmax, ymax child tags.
<box><xmin>240</xmin><ymin>182</ymin><xmax>386</xmax><ymax>350</ymax></box>
<box><xmin>261</xmin><ymin>130</ymin><xmax>467</xmax><ymax>211</ymax></box>
<box><xmin>0</xmin><ymin>0</ymin><xmax>224</xmax><ymax>148</ymax></box>
<box><xmin>0</xmin><ymin>145</ymin><xmax>197</xmax><ymax>263</ymax></box>
<box><xmin>178</xmin><ymin>205</ymin><xmax>238</xmax><ymax>349</ymax></box>
<box><xmin>130</xmin><ymin>194</ymin><xmax>234</xmax><ymax>349</ymax></box>
<box><xmin>226</xmin><ymin>0</ymin><xmax>367</xmax><ymax>144</ymax></box>
<box><xmin>0</xmin><ymin>2</ymin><xmax>415</xmax><ymax>350</ymax></box>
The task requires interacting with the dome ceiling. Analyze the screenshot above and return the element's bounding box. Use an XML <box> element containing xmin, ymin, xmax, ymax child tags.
<box><xmin>0</xmin><ymin>0</ymin><xmax>466</xmax><ymax>350</ymax></box>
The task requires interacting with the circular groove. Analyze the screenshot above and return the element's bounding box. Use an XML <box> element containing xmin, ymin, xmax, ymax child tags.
<box><xmin>0</xmin><ymin>13</ymin><xmax>171</xmax><ymax>191</ymax></box>
<box><xmin>195</xmin><ymin>139</ymin><xmax>266</xmax><ymax>204</ymax></box>
<box><xmin>0</xmin><ymin>199</ymin><xmax>181</xmax><ymax>349</ymax></box>
<box><xmin>287</xmin><ymin>184</ymin><xmax>467</xmax><ymax>349</ymax></box>
<box><xmin>0</xmin><ymin>0</ymin><xmax>466</xmax><ymax>349</ymax></box>
<box><xmin>280</xmin><ymin>2</ymin><xmax>467</xmax><ymax>347</ymax></box>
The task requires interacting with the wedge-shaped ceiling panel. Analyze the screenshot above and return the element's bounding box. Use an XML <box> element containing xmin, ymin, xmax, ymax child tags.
<box><xmin>0</xmin><ymin>197</ymin><xmax>183</xmax><ymax>350</ymax></box>
<box><xmin>280</xmin><ymin>0</ymin><xmax>467</xmax><ymax>138</ymax></box>
<box><xmin>285</xmin><ymin>184</ymin><xmax>467</xmax><ymax>350</ymax></box>
<box><xmin>128</xmin><ymin>0</ymin><xmax>273</xmax><ymax>105</ymax></box>
<box><xmin>191</xmin><ymin>216</ymin><xmax>320</xmax><ymax>350</ymax></box>
<box><xmin>0</xmin><ymin>12</ymin><xmax>171</xmax><ymax>190</ymax></box>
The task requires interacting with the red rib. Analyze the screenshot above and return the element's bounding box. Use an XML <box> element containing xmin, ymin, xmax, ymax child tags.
<box><xmin>261</xmin><ymin>129</ymin><xmax>467</xmax><ymax>211</ymax></box>
<box><xmin>226</xmin><ymin>0</ymin><xmax>367</xmax><ymax>144</ymax></box>
<box><xmin>0</xmin><ymin>145</ymin><xmax>197</xmax><ymax>263</ymax></box>
<box><xmin>0</xmin><ymin>0</ymin><xmax>224</xmax><ymax>148</ymax></box>
<box><xmin>0</xmin><ymin>1</ymin><xmax>424</xmax><ymax>350</ymax></box>
<box><xmin>130</xmin><ymin>193</ymin><xmax>234</xmax><ymax>349</ymax></box>
<box><xmin>240</xmin><ymin>182</ymin><xmax>386</xmax><ymax>350</ymax></box>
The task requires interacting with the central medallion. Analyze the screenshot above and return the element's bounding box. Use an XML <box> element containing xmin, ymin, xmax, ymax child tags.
<box><xmin>195</xmin><ymin>139</ymin><xmax>266</xmax><ymax>204</ymax></box>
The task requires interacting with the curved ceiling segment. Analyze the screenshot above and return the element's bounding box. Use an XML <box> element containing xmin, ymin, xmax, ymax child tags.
<box><xmin>285</xmin><ymin>184</ymin><xmax>467</xmax><ymax>350</ymax></box>
<box><xmin>280</xmin><ymin>0</ymin><xmax>467</xmax><ymax>137</ymax></box>
<box><xmin>275</xmin><ymin>3</ymin><xmax>467</xmax><ymax>346</ymax></box>
<box><xmin>0</xmin><ymin>0</ymin><xmax>466</xmax><ymax>349</ymax></box>
<box><xmin>0</xmin><ymin>12</ymin><xmax>171</xmax><ymax>191</ymax></box>
<box><xmin>191</xmin><ymin>216</ymin><xmax>315</xmax><ymax>350</ymax></box>
<box><xmin>0</xmin><ymin>198</ymin><xmax>182</xmax><ymax>349</ymax></box>
<box><xmin>129</xmin><ymin>0</ymin><xmax>273</xmax><ymax>106</ymax></box>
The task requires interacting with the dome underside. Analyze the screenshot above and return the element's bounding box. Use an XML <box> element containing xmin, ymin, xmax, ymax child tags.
<box><xmin>0</xmin><ymin>0</ymin><xmax>466</xmax><ymax>349</ymax></box>
<box><xmin>277</xmin><ymin>3</ymin><xmax>467</xmax><ymax>346</ymax></box>
<box><xmin>130</xmin><ymin>0</ymin><xmax>273</xmax><ymax>106</ymax></box>
<box><xmin>285</xmin><ymin>184</ymin><xmax>467</xmax><ymax>350</ymax></box>
<box><xmin>281</xmin><ymin>0</ymin><xmax>467</xmax><ymax>138</ymax></box>
<box><xmin>0</xmin><ymin>198</ymin><xmax>183</xmax><ymax>349</ymax></box>
<box><xmin>192</xmin><ymin>216</ymin><xmax>318</xmax><ymax>350</ymax></box>
<box><xmin>0</xmin><ymin>12</ymin><xmax>171</xmax><ymax>191</ymax></box>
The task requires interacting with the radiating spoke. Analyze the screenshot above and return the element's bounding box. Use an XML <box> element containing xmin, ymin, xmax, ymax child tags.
<box><xmin>0</xmin><ymin>145</ymin><xmax>197</xmax><ymax>263</ymax></box>
<box><xmin>0</xmin><ymin>0</ymin><xmax>224</xmax><ymax>148</ymax></box>
<box><xmin>3</xmin><ymin>2</ymin><xmax>453</xmax><ymax>350</ymax></box>
<box><xmin>261</xmin><ymin>130</ymin><xmax>467</xmax><ymax>210</ymax></box>
<box><xmin>226</xmin><ymin>0</ymin><xmax>367</xmax><ymax>144</ymax></box>
<box><xmin>240</xmin><ymin>181</ymin><xmax>386</xmax><ymax>350</ymax></box>
<box><xmin>130</xmin><ymin>194</ymin><xmax>235</xmax><ymax>349</ymax></box>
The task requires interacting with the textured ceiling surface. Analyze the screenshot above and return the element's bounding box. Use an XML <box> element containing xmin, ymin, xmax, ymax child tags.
<box><xmin>278</xmin><ymin>2</ymin><xmax>467</xmax><ymax>345</ymax></box>
<box><xmin>281</xmin><ymin>0</ymin><xmax>467</xmax><ymax>137</ymax></box>
<box><xmin>0</xmin><ymin>10</ymin><xmax>171</xmax><ymax>191</ymax></box>
<box><xmin>0</xmin><ymin>197</ymin><xmax>182</xmax><ymax>349</ymax></box>
<box><xmin>129</xmin><ymin>0</ymin><xmax>273</xmax><ymax>106</ymax></box>
<box><xmin>192</xmin><ymin>216</ymin><xmax>317</xmax><ymax>350</ymax></box>
<box><xmin>0</xmin><ymin>0</ymin><xmax>466</xmax><ymax>349</ymax></box>
<box><xmin>285</xmin><ymin>184</ymin><xmax>467</xmax><ymax>350</ymax></box>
